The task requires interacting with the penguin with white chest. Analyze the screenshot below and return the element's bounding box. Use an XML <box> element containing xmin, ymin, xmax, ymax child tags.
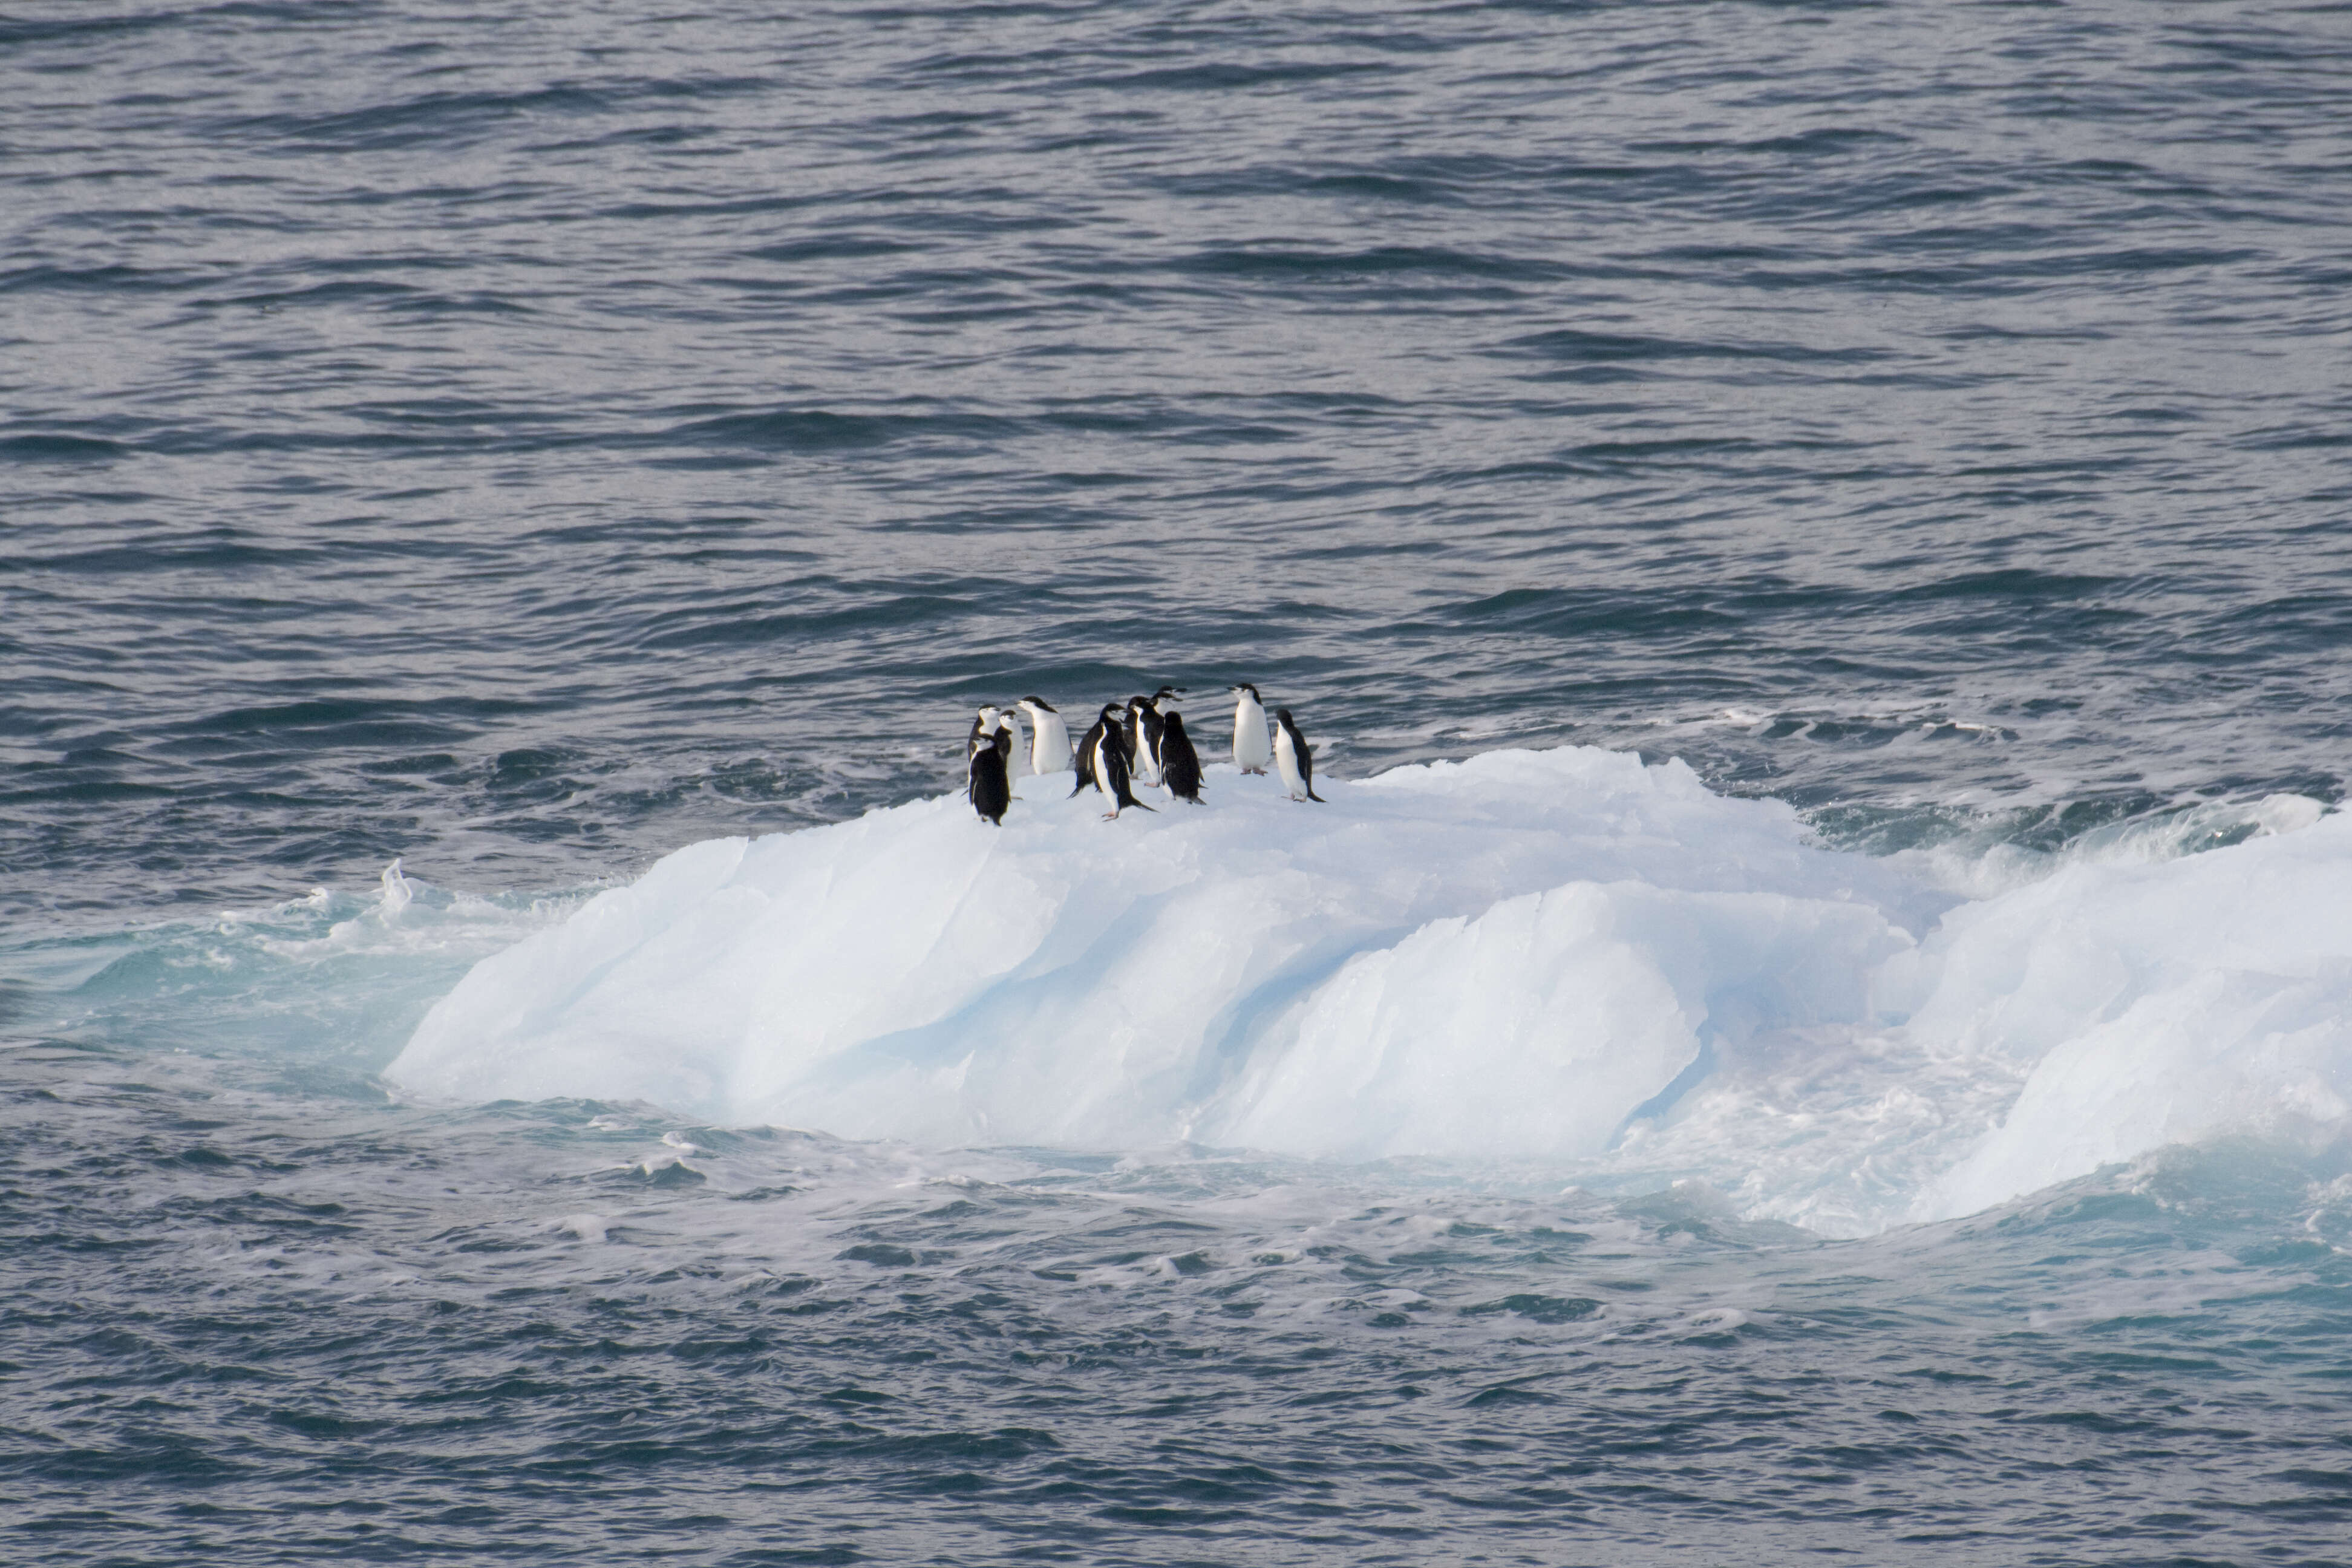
<box><xmin>1017</xmin><ymin>697</ymin><xmax>1070</xmax><ymax>774</ymax></box>
<box><xmin>1273</xmin><ymin>708</ymin><xmax>1325</xmax><ymax>802</ymax></box>
<box><xmin>1120</xmin><ymin>694</ymin><xmax>1161</xmax><ymax>787</ymax></box>
<box><xmin>967</xmin><ymin>705</ymin><xmax>1002</xmax><ymax>762</ymax></box>
<box><xmin>1070</xmin><ymin>703</ymin><xmax>1112</xmax><ymax>797</ymax></box>
<box><xmin>997</xmin><ymin>708</ymin><xmax>1028</xmax><ymax>782</ymax></box>
<box><xmin>1231</xmin><ymin>684</ymin><xmax>1272</xmax><ymax>775</ymax></box>
<box><xmin>1086</xmin><ymin>701</ymin><xmax>1155</xmax><ymax>819</ymax></box>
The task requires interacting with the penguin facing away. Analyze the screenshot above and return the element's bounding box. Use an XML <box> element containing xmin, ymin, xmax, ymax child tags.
<box><xmin>1158</xmin><ymin>710</ymin><xmax>1204</xmax><ymax>803</ymax></box>
<box><xmin>1090</xmin><ymin>702</ymin><xmax>1156</xmax><ymax>818</ymax></box>
<box><xmin>969</xmin><ymin>727</ymin><xmax>1013</xmax><ymax>824</ymax></box>
<box><xmin>1231</xmin><ymin>684</ymin><xmax>1272</xmax><ymax>775</ymax></box>
<box><xmin>1071</xmin><ymin>703</ymin><xmax>1112</xmax><ymax>797</ymax></box>
<box><xmin>1018</xmin><ymin>697</ymin><xmax>1071</xmax><ymax>774</ymax></box>
<box><xmin>1273</xmin><ymin>708</ymin><xmax>1325</xmax><ymax>803</ymax></box>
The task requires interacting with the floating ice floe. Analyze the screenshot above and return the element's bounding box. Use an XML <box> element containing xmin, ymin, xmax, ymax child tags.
<box><xmin>385</xmin><ymin>746</ymin><xmax>2352</xmax><ymax>1233</ymax></box>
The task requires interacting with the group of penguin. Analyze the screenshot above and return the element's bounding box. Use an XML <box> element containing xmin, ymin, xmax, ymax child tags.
<box><xmin>964</xmin><ymin>684</ymin><xmax>1325</xmax><ymax>825</ymax></box>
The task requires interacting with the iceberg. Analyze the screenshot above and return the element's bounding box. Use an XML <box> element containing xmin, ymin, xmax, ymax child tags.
<box><xmin>1901</xmin><ymin>811</ymin><xmax>2352</xmax><ymax>1218</ymax></box>
<box><xmin>385</xmin><ymin>746</ymin><xmax>2352</xmax><ymax>1229</ymax></box>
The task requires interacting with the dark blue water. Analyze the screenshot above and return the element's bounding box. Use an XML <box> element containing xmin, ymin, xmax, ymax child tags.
<box><xmin>7</xmin><ymin>1</ymin><xmax>2352</xmax><ymax>1562</ymax></box>
<box><xmin>10</xmin><ymin>1044</ymin><xmax>2352</xmax><ymax>1566</ymax></box>
<box><xmin>9</xmin><ymin>0</ymin><xmax>2352</xmax><ymax>924</ymax></box>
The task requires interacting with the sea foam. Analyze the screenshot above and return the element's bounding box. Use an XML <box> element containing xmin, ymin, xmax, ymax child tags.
<box><xmin>385</xmin><ymin>747</ymin><xmax>2351</xmax><ymax>1232</ymax></box>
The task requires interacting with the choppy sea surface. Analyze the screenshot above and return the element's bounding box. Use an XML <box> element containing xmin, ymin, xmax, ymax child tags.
<box><xmin>6</xmin><ymin>2</ymin><xmax>2352</xmax><ymax>1563</ymax></box>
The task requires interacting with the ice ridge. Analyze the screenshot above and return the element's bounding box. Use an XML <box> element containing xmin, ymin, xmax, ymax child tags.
<box><xmin>386</xmin><ymin>746</ymin><xmax>2351</xmax><ymax>1232</ymax></box>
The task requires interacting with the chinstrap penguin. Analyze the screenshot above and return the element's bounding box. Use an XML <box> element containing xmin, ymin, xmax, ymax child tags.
<box><xmin>1273</xmin><ymin>708</ymin><xmax>1325</xmax><ymax>802</ymax></box>
<box><xmin>967</xmin><ymin>705</ymin><xmax>1002</xmax><ymax>760</ymax></box>
<box><xmin>1158</xmin><ymin>710</ymin><xmax>1204</xmax><ymax>803</ymax></box>
<box><xmin>969</xmin><ymin>726</ymin><xmax>1013</xmax><ymax>824</ymax></box>
<box><xmin>1017</xmin><ymin>697</ymin><xmax>1070</xmax><ymax>774</ymax></box>
<box><xmin>1231</xmin><ymin>684</ymin><xmax>1272</xmax><ymax>775</ymax></box>
<box><xmin>1121</xmin><ymin>694</ymin><xmax>1164</xmax><ymax>787</ymax></box>
<box><xmin>997</xmin><ymin>708</ymin><xmax>1028</xmax><ymax>781</ymax></box>
<box><xmin>1089</xmin><ymin>702</ymin><xmax>1155</xmax><ymax>818</ymax></box>
<box><xmin>1071</xmin><ymin>702</ymin><xmax>1113</xmax><ymax>797</ymax></box>
<box><xmin>1142</xmin><ymin>687</ymin><xmax>1182</xmax><ymax>779</ymax></box>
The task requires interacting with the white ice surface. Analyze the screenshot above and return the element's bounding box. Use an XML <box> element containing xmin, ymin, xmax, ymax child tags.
<box><xmin>386</xmin><ymin>747</ymin><xmax>2352</xmax><ymax>1233</ymax></box>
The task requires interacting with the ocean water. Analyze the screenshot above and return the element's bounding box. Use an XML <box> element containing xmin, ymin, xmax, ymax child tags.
<box><xmin>7</xmin><ymin>1</ymin><xmax>2352</xmax><ymax>1563</ymax></box>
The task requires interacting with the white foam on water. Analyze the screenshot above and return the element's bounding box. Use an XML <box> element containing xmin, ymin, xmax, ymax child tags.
<box><xmin>383</xmin><ymin>746</ymin><xmax>2352</xmax><ymax>1235</ymax></box>
<box><xmin>1</xmin><ymin>868</ymin><xmax>592</xmax><ymax>1067</ymax></box>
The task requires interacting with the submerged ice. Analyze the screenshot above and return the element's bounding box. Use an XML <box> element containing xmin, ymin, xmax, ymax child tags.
<box><xmin>387</xmin><ymin>747</ymin><xmax>2351</xmax><ymax>1234</ymax></box>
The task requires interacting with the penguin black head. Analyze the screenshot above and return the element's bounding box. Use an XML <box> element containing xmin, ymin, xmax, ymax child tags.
<box><xmin>1019</xmin><ymin>696</ymin><xmax>1057</xmax><ymax>713</ymax></box>
<box><xmin>1098</xmin><ymin>701</ymin><xmax>1125</xmax><ymax>720</ymax></box>
<box><xmin>1233</xmin><ymin>684</ymin><xmax>1261</xmax><ymax>702</ymax></box>
<box><xmin>1275</xmin><ymin>708</ymin><xmax>1298</xmax><ymax>729</ymax></box>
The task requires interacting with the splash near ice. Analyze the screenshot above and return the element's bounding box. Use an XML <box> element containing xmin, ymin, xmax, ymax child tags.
<box><xmin>387</xmin><ymin>747</ymin><xmax>2350</xmax><ymax>1232</ymax></box>
<box><xmin>2</xmin><ymin>869</ymin><xmax>583</xmax><ymax>1071</ymax></box>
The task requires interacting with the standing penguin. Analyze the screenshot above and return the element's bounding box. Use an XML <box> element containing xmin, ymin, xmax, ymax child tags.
<box><xmin>1231</xmin><ymin>684</ymin><xmax>1272</xmax><ymax>775</ymax></box>
<box><xmin>1088</xmin><ymin>702</ymin><xmax>1155</xmax><ymax>819</ymax></box>
<box><xmin>967</xmin><ymin>705</ymin><xmax>1002</xmax><ymax>760</ymax></box>
<box><xmin>1071</xmin><ymin>702</ymin><xmax>1112</xmax><ymax>797</ymax></box>
<box><xmin>969</xmin><ymin>727</ymin><xmax>1013</xmax><ymax>825</ymax></box>
<box><xmin>1273</xmin><ymin>708</ymin><xmax>1325</xmax><ymax>803</ymax></box>
<box><xmin>998</xmin><ymin>708</ymin><xmax>1028</xmax><ymax>782</ymax></box>
<box><xmin>1158</xmin><ymin>710</ymin><xmax>1204</xmax><ymax>803</ymax></box>
<box><xmin>1018</xmin><ymin>697</ymin><xmax>1071</xmax><ymax>774</ymax></box>
<box><xmin>1121</xmin><ymin>696</ymin><xmax>1162</xmax><ymax>787</ymax></box>
<box><xmin>1141</xmin><ymin>687</ymin><xmax>1181</xmax><ymax>779</ymax></box>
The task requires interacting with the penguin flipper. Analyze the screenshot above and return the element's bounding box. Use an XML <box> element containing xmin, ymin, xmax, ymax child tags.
<box><xmin>1307</xmin><ymin>785</ymin><xmax>1325</xmax><ymax>803</ymax></box>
